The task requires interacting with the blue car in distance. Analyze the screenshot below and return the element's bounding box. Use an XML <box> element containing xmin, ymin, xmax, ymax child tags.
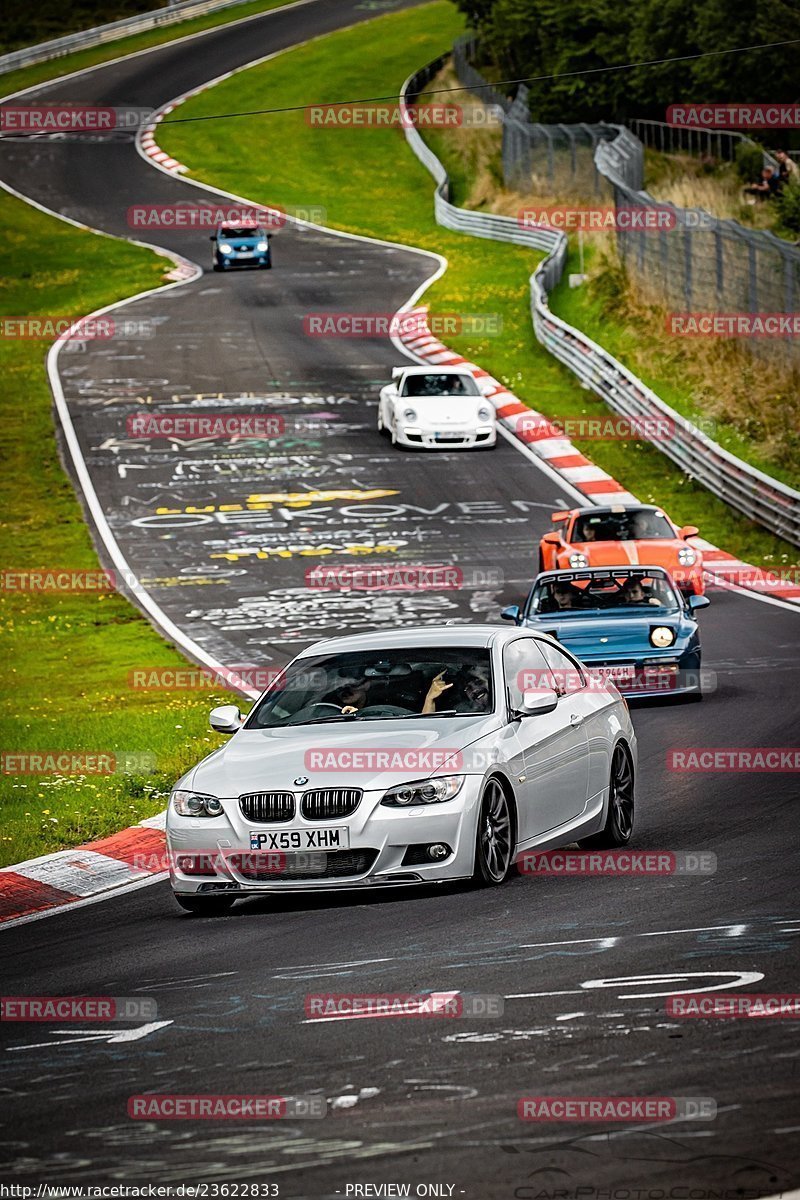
<box><xmin>211</xmin><ymin>223</ymin><xmax>272</xmax><ymax>271</ymax></box>
<box><xmin>501</xmin><ymin>566</ymin><xmax>710</xmax><ymax>700</ymax></box>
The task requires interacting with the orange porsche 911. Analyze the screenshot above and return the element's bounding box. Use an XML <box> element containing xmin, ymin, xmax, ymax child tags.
<box><xmin>538</xmin><ymin>505</ymin><xmax>705</xmax><ymax>596</ymax></box>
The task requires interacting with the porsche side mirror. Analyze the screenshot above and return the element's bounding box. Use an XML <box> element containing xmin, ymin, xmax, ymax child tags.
<box><xmin>542</xmin><ymin>532</ymin><xmax>561</xmax><ymax>546</ymax></box>
<box><xmin>517</xmin><ymin>689</ymin><xmax>558</xmax><ymax>717</ymax></box>
<box><xmin>209</xmin><ymin>705</ymin><xmax>242</xmax><ymax>734</ymax></box>
<box><xmin>679</xmin><ymin>525</ymin><xmax>699</xmax><ymax>539</ymax></box>
<box><xmin>501</xmin><ymin>604</ymin><xmax>521</xmax><ymax>623</ymax></box>
<box><xmin>551</xmin><ymin>511</ymin><xmax>570</xmax><ymax>523</ymax></box>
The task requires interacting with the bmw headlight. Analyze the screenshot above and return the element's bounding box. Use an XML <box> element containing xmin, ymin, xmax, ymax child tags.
<box><xmin>256</xmin><ymin>241</ymin><xmax>269</xmax><ymax>252</ymax></box>
<box><xmin>172</xmin><ymin>790</ymin><xmax>223</xmax><ymax>817</ymax></box>
<box><xmin>569</xmin><ymin>553</ymin><xmax>588</xmax><ymax>568</ymax></box>
<box><xmin>381</xmin><ymin>775</ymin><xmax>464</xmax><ymax>808</ymax></box>
<box><xmin>403</xmin><ymin>408</ymin><xmax>418</xmax><ymax>423</ymax></box>
<box><xmin>218</xmin><ymin>243</ymin><xmax>233</xmax><ymax>254</ymax></box>
<box><xmin>650</xmin><ymin>626</ymin><xmax>676</xmax><ymax>648</ymax></box>
<box><xmin>477</xmin><ymin>406</ymin><xmax>493</xmax><ymax>422</ymax></box>
<box><xmin>678</xmin><ymin>548</ymin><xmax>697</xmax><ymax>566</ymax></box>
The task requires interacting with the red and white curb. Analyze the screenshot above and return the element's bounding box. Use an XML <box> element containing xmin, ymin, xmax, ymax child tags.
<box><xmin>398</xmin><ymin>309</ymin><xmax>800</xmax><ymax>606</ymax></box>
<box><xmin>138</xmin><ymin>83</ymin><xmax>219</xmax><ymax>174</ymax></box>
<box><xmin>0</xmin><ymin>814</ymin><xmax>167</xmax><ymax>927</ymax></box>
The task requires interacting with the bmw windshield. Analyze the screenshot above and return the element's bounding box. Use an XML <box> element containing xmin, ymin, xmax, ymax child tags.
<box><xmin>245</xmin><ymin>647</ymin><xmax>494</xmax><ymax>728</ymax></box>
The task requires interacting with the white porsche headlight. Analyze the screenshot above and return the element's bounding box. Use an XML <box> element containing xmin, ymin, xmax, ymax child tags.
<box><xmin>477</xmin><ymin>406</ymin><xmax>493</xmax><ymax>422</ymax></box>
<box><xmin>381</xmin><ymin>775</ymin><xmax>464</xmax><ymax>808</ymax></box>
<box><xmin>678</xmin><ymin>548</ymin><xmax>697</xmax><ymax>566</ymax></box>
<box><xmin>172</xmin><ymin>790</ymin><xmax>222</xmax><ymax>817</ymax></box>
<box><xmin>650</xmin><ymin>626</ymin><xmax>676</xmax><ymax>648</ymax></box>
<box><xmin>569</xmin><ymin>553</ymin><xmax>588</xmax><ymax>568</ymax></box>
<box><xmin>403</xmin><ymin>408</ymin><xmax>418</xmax><ymax>422</ymax></box>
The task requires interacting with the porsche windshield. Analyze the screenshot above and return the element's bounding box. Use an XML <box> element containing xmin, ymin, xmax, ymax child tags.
<box><xmin>400</xmin><ymin>373</ymin><xmax>480</xmax><ymax>397</ymax></box>
<box><xmin>246</xmin><ymin>647</ymin><xmax>494</xmax><ymax>728</ymax></box>
<box><xmin>531</xmin><ymin>573</ymin><xmax>680</xmax><ymax>615</ymax></box>
<box><xmin>572</xmin><ymin>509</ymin><xmax>675</xmax><ymax>542</ymax></box>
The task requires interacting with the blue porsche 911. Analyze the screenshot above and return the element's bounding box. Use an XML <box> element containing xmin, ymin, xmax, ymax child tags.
<box><xmin>211</xmin><ymin>223</ymin><xmax>272</xmax><ymax>271</ymax></box>
<box><xmin>501</xmin><ymin>566</ymin><xmax>709</xmax><ymax>700</ymax></box>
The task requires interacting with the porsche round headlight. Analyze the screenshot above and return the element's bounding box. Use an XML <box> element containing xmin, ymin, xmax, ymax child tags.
<box><xmin>569</xmin><ymin>553</ymin><xmax>588</xmax><ymax>568</ymax></box>
<box><xmin>650</xmin><ymin>626</ymin><xmax>675</xmax><ymax>648</ymax></box>
<box><xmin>172</xmin><ymin>790</ymin><xmax>222</xmax><ymax>817</ymax></box>
<box><xmin>381</xmin><ymin>775</ymin><xmax>464</xmax><ymax>808</ymax></box>
<box><xmin>477</xmin><ymin>406</ymin><xmax>493</xmax><ymax>422</ymax></box>
<box><xmin>403</xmin><ymin>408</ymin><xmax>418</xmax><ymax>423</ymax></box>
<box><xmin>678</xmin><ymin>548</ymin><xmax>697</xmax><ymax>566</ymax></box>
<box><xmin>218</xmin><ymin>243</ymin><xmax>233</xmax><ymax>254</ymax></box>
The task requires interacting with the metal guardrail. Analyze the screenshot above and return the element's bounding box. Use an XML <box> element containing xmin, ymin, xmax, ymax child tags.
<box><xmin>0</xmin><ymin>0</ymin><xmax>256</xmax><ymax>75</ymax></box>
<box><xmin>401</xmin><ymin>58</ymin><xmax>800</xmax><ymax>548</ymax></box>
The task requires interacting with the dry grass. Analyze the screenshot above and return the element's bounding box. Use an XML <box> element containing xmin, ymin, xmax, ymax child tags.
<box><xmin>583</xmin><ymin>250</ymin><xmax>800</xmax><ymax>475</ymax></box>
<box><xmin>643</xmin><ymin>150</ymin><xmax>780</xmax><ymax>233</ymax></box>
<box><xmin>417</xmin><ymin>83</ymin><xmax>799</xmax><ymax>481</ymax></box>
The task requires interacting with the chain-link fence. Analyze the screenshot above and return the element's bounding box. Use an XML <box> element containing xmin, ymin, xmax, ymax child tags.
<box><xmin>451</xmin><ymin>36</ymin><xmax>800</xmax><ymax>369</ymax></box>
<box><xmin>628</xmin><ymin>118</ymin><xmax>776</xmax><ymax>169</ymax></box>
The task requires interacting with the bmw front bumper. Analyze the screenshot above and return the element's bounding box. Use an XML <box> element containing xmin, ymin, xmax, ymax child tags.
<box><xmin>167</xmin><ymin>778</ymin><xmax>484</xmax><ymax>895</ymax></box>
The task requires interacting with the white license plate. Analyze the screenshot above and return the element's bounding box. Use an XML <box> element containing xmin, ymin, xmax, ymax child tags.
<box><xmin>591</xmin><ymin>663</ymin><xmax>636</xmax><ymax>684</ymax></box>
<box><xmin>235</xmin><ymin>250</ymin><xmax>254</xmax><ymax>257</ymax></box>
<box><xmin>249</xmin><ymin>826</ymin><xmax>350</xmax><ymax>852</ymax></box>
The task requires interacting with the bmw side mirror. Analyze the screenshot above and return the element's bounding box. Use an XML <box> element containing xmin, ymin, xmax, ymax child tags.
<box><xmin>688</xmin><ymin>594</ymin><xmax>710</xmax><ymax>611</ymax></box>
<box><xmin>209</xmin><ymin>705</ymin><xmax>242</xmax><ymax>734</ymax></box>
<box><xmin>517</xmin><ymin>689</ymin><xmax>558</xmax><ymax>717</ymax></box>
<box><xmin>501</xmin><ymin>604</ymin><xmax>521</xmax><ymax>623</ymax></box>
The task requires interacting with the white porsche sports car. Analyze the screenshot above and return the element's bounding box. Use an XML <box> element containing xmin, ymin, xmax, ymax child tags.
<box><xmin>377</xmin><ymin>366</ymin><xmax>497</xmax><ymax>449</ymax></box>
<box><xmin>166</xmin><ymin>625</ymin><xmax>636</xmax><ymax>913</ymax></box>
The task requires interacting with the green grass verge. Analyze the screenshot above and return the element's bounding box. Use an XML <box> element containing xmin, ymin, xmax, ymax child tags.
<box><xmin>0</xmin><ymin>0</ymin><xmax>291</xmax><ymax>99</ymax></box>
<box><xmin>158</xmin><ymin>0</ymin><xmax>799</xmax><ymax>573</ymax></box>
<box><xmin>0</xmin><ymin>193</ymin><xmax>235</xmax><ymax>867</ymax></box>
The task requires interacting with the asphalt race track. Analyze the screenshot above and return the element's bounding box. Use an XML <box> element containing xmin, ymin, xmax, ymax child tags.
<box><xmin>1</xmin><ymin>1</ymin><xmax>799</xmax><ymax>1193</ymax></box>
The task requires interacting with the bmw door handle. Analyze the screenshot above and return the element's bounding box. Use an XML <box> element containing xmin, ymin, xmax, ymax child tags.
<box><xmin>569</xmin><ymin>713</ymin><xmax>583</xmax><ymax>726</ymax></box>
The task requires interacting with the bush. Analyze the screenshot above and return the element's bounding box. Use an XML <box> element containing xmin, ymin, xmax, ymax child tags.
<box><xmin>734</xmin><ymin>141</ymin><xmax>765</xmax><ymax>184</ymax></box>
<box><xmin>776</xmin><ymin>181</ymin><xmax>800</xmax><ymax>234</ymax></box>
